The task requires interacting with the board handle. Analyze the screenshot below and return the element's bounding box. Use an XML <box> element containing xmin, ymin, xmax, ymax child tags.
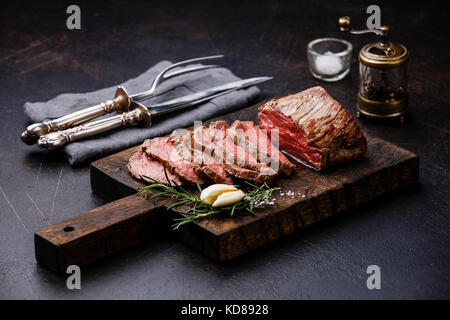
<box><xmin>35</xmin><ymin>194</ymin><xmax>166</xmax><ymax>273</ymax></box>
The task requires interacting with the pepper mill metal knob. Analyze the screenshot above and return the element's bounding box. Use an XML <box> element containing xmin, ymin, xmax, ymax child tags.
<box><xmin>338</xmin><ymin>16</ymin><xmax>351</xmax><ymax>31</ymax></box>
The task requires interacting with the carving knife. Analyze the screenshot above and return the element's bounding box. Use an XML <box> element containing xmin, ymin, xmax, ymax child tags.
<box><xmin>37</xmin><ymin>76</ymin><xmax>273</xmax><ymax>149</ymax></box>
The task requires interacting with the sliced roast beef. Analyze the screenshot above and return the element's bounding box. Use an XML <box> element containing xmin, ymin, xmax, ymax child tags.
<box><xmin>193</xmin><ymin>121</ymin><xmax>277</xmax><ymax>183</ymax></box>
<box><xmin>143</xmin><ymin>137</ymin><xmax>205</xmax><ymax>184</ymax></box>
<box><xmin>258</xmin><ymin>86</ymin><xmax>367</xmax><ymax>171</ymax></box>
<box><xmin>169</xmin><ymin>129</ymin><xmax>233</xmax><ymax>184</ymax></box>
<box><xmin>228</xmin><ymin>120</ymin><xmax>296</xmax><ymax>176</ymax></box>
<box><xmin>193</xmin><ymin>123</ymin><xmax>259</xmax><ymax>181</ymax></box>
<box><xmin>127</xmin><ymin>149</ymin><xmax>182</xmax><ymax>185</ymax></box>
<box><xmin>212</xmin><ymin>121</ymin><xmax>278</xmax><ymax>181</ymax></box>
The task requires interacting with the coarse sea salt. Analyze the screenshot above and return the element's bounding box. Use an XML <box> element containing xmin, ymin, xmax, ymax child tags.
<box><xmin>279</xmin><ymin>190</ymin><xmax>297</xmax><ymax>199</ymax></box>
<box><xmin>314</xmin><ymin>51</ymin><xmax>342</xmax><ymax>76</ymax></box>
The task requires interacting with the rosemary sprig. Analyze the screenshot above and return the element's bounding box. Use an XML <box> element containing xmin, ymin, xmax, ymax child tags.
<box><xmin>138</xmin><ymin>170</ymin><xmax>279</xmax><ymax>230</ymax></box>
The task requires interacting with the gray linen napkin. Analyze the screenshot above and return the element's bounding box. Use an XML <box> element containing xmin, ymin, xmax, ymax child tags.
<box><xmin>24</xmin><ymin>61</ymin><xmax>260</xmax><ymax>165</ymax></box>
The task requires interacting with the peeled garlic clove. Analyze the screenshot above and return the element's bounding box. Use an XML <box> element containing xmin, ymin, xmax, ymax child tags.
<box><xmin>200</xmin><ymin>184</ymin><xmax>238</xmax><ymax>205</ymax></box>
<box><xmin>212</xmin><ymin>190</ymin><xmax>246</xmax><ymax>208</ymax></box>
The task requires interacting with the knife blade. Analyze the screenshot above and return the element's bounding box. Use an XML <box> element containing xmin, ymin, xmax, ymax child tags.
<box><xmin>148</xmin><ymin>76</ymin><xmax>273</xmax><ymax>116</ymax></box>
<box><xmin>36</xmin><ymin>76</ymin><xmax>273</xmax><ymax>149</ymax></box>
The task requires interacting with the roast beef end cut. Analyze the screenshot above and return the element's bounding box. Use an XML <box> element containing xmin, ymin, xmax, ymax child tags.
<box><xmin>258</xmin><ymin>86</ymin><xmax>367</xmax><ymax>171</ymax></box>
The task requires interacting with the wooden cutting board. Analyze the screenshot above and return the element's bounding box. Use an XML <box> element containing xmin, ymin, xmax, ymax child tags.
<box><xmin>34</xmin><ymin>108</ymin><xmax>419</xmax><ymax>273</ymax></box>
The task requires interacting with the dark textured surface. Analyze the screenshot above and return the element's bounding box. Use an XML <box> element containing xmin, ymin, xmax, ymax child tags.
<box><xmin>0</xmin><ymin>0</ymin><xmax>449</xmax><ymax>299</ymax></box>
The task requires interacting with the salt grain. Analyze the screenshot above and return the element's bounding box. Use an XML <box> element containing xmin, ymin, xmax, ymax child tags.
<box><xmin>315</xmin><ymin>51</ymin><xmax>342</xmax><ymax>76</ymax></box>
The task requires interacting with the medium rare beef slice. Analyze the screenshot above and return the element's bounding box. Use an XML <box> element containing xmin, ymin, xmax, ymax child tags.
<box><xmin>143</xmin><ymin>136</ymin><xmax>204</xmax><ymax>184</ymax></box>
<box><xmin>258</xmin><ymin>86</ymin><xmax>367</xmax><ymax>170</ymax></box>
<box><xmin>193</xmin><ymin>124</ymin><xmax>260</xmax><ymax>182</ymax></box>
<box><xmin>199</xmin><ymin>153</ymin><xmax>234</xmax><ymax>184</ymax></box>
<box><xmin>228</xmin><ymin>120</ymin><xmax>296</xmax><ymax>175</ymax></box>
<box><xmin>127</xmin><ymin>149</ymin><xmax>182</xmax><ymax>185</ymax></box>
<box><xmin>207</xmin><ymin>121</ymin><xmax>277</xmax><ymax>183</ymax></box>
<box><xmin>170</xmin><ymin>129</ymin><xmax>233</xmax><ymax>184</ymax></box>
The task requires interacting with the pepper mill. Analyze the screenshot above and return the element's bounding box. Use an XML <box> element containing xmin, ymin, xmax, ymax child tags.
<box><xmin>338</xmin><ymin>16</ymin><xmax>409</xmax><ymax>122</ymax></box>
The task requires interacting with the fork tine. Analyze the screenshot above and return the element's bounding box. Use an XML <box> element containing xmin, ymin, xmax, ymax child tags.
<box><xmin>163</xmin><ymin>64</ymin><xmax>220</xmax><ymax>79</ymax></box>
<box><xmin>166</xmin><ymin>55</ymin><xmax>224</xmax><ymax>70</ymax></box>
<box><xmin>152</xmin><ymin>55</ymin><xmax>223</xmax><ymax>88</ymax></box>
<box><xmin>130</xmin><ymin>55</ymin><xmax>224</xmax><ymax>102</ymax></box>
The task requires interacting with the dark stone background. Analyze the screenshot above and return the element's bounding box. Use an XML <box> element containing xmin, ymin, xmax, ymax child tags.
<box><xmin>0</xmin><ymin>0</ymin><xmax>449</xmax><ymax>299</ymax></box>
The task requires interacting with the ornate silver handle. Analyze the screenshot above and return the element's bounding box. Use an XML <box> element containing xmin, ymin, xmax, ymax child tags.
<box><xmin>37</xmin><ymin>102</ymin><xmax>151</xmax><ymax>150</ymax></box>
<box><xmin>21</xmin><ymin>87</ymin><xmax>131</xmax><ymax>145</ymax></box>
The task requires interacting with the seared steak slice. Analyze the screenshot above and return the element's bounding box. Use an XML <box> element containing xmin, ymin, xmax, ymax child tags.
<box><xmin>127</xmin><ymin>149</ymin><xmax>182</xmax><ymax>185</ymax></box>
<box><xmin>194</xmin><ymin>121</ymin><xmax>277</xmax><ymax>183</ymax></box>
<box><xmin>228</xmin><ymin>120</ymin><xmax>296</xmax><ymax>176</ymax></box>
<box><xmin>210</xmin><ymin>121</ymin><xmax>278</xmax><ymax>182</ymax></box>
<box><xmin>219</xmin><ymin>163</ymin><xmax>263</xmax><ymax>181</ymax></box>
<box><xmin>143</xmin><ymin>137</ymin><xmax>205</xmax><ymax>184</ymax></box>
<box><xmin>199</xmin><ymin>152</ymin><xmax>234</xmax><ymax>184</ymax></box>
<box><xmin>170</xmin><ymin>129</ymin><xmax>233</xmax><ymax>184</ymax></box>
<box><xmin>258</xmin><ymin>86</ymin><xmax>367</xmax><ymax>171</ymax></box>
<box><xmin>192</xmin><ymin>125</ymin><xmax>213</xmax><ymax>151</ymax></box>
<box><xmin>193</xmin><ymin>124</ymin><xmax>260</xmax><ymax>181</ymax></box>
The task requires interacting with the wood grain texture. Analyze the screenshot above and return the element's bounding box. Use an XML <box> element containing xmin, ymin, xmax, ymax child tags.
<box><xmin>34</xmin><ymin>97</ymin><xmax>419</xmax><ymax>272</ymax></box>
<box><xmin>87</xmin><ymin>132</ymin><xmax>418</xmax><ymax>263</ymax></box>
<box><xmin>35</xmin><ymin>195</ymin><xmax>167</xmax><ymax>273</ymax></box>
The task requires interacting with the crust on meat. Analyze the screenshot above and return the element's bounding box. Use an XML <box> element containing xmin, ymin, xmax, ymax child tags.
<box><xmin>258</xmin><ymin>86</ymin><xmax>367</xmax><ymax>170</ymax></box>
